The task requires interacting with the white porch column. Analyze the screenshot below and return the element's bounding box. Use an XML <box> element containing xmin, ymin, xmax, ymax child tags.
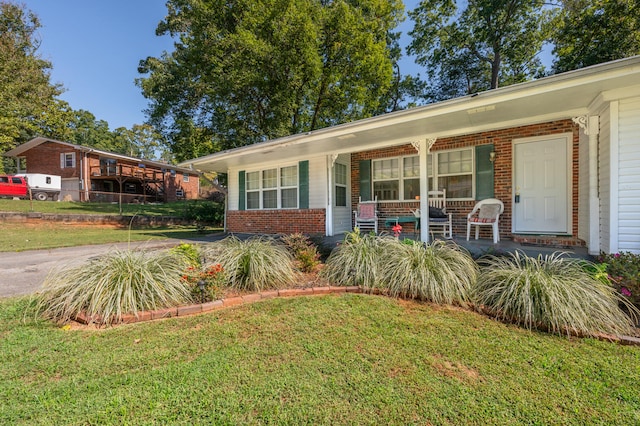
<box><xmin>325</xmin><ymin>154</ymin><xmax>338</xmax><ymax>236</ymax></box>
<box><xmin>416</xmin><ymin>137</ymin><xmax>437</xmax><ymax>242</ymax></box>
<box><xmin>573</xmin><ymin>115</ymin><xmax>600</xmax><ymax>255</ymax></box>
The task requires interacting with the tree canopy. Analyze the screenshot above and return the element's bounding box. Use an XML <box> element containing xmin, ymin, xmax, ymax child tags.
<box><xmin>552</xmin><ymin>0</ymin><xmax>640</xmax><ymax>73</ymax></box>
<box><xmin>137</xmin><ymin>0</ymin><xmax>405</xmax><ymax>161</ymax></box>
<box><xmin>0</xmin><ymin>1</ymin><xmax>71</xmax><ymax>159</ymax></box>
<box><xmin>407</xmin><ymin>0</ymin><xmax>552</xmax><ymax>101</ymax></box>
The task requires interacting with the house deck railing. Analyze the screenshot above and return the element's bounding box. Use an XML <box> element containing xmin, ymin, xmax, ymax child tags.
<box><xmin>89</xmin><ymin>164</ymin><xmax>165</xmax><ymax>182</ymax></box>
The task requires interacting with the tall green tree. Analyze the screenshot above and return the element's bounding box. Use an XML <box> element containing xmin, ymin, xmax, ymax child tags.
<box><xmin>137</xmin><ymin>0</ymin><xmax>404</xmax><ymax>161</ymax></box>
<box><xmin>552</xmin><ymin>0</ymin><xmax>640</xmax><ymax>73</ymax></box>
<box><xmin>0</xmin><ymin>2</ymin><xmax>69</xmax><ymax>161</ymax></box>
<box><xmin>408</xmin><ymin>0</ymin><xmax>553</xmax><ymax>101</ymax></box>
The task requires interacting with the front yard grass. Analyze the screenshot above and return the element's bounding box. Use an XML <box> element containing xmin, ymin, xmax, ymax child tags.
<box><xmin>2</xmin><ymin>294</ymin><xmax>639</xmax><ymax>425</ymax></box>
<box><xmin>0</xmin><ymin>222</ymin><xmax>221</xmax><ymax>252</ymax></box>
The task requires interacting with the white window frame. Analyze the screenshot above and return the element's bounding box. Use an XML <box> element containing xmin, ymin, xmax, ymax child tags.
<box><xmin>60</xmin><ymin>152</ymin><xmax>76</xmax><ymax>169</ymax></box>
<box><xmin>432</xmin><ymin>147</ymin><xmax>475</xmax><ymax>200</ymax></box>
<box><xmin>183</xmin><ymin>174</ymin><xmax>190</xmax><ymax>183</ymax></box>
<box><xmin>334</xmin><ymin>162</ymin><xmax>348</xmax><ymax>207</ymax></box>
<box><xmin>372</xmin><ymin>155</ymin><xmax>421</xmax><ymax>201</ymax></box>
<box><xmin>246</xmin><ymin>164</ymin><xmax>299</xmax><ymax>210</ymax></box>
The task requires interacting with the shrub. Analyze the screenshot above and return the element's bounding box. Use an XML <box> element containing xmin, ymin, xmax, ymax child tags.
<box><xmin>181</xmin><ymin>264</ymin><xmax>226</xmax><ymax>303</ymax></box>
<box><xmin>379</xmin><ymin>239</ymin><xmax>478</xmax><ymax>306</ymax></box>
<box><xmin>597</xmin><ymin>252</ymin><xmax>640</xmax><ymax>310</ymax></box>
<box><xmin>280</xmin><ymin>233</ymin><xmax>321</xmax><ymax>273</ymax></box>
<box><xmin>474</xmin><ymin>251</ymin><xmax>638</xmax><ymax>336</ymax></box>
<box><xmin>203</xmin><ymin>236</ymin><xmax>296</xmax><ymax>292</ymax></box>
<box><xmin>183</xmin><ymin>201</ymin><xmax>224</xmax><ymax>225</ymax></box>
<box><xmin>170</xmin><ymin>242</ymin><xmax>202</xmax><ymax>268</ymax></box>
<box><xmin>34</xmin><ymin>249</ymin><xmax>192</xmax><ymax>325</ymax></box>
<box><xmin>319</xmin><ymin>229</ymin><xmax>383</xmax><ymax>289</ymax></box>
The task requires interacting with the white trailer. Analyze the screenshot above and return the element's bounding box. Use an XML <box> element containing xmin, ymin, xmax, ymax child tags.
<box><xmin>18</xmin><ymin>173</ymin><xmax>62</xmax><ymax>201</ymax></box>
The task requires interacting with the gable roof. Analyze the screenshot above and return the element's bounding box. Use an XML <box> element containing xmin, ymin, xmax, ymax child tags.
<box><xmin>4</xmin><ymin>137</ymin><xmax>198</xmax><ymax>175</ymax></box>
<box><xmin>179</xmin><ymin>56</ymin><xmax>640</xmax><ymax>173</ymax></box>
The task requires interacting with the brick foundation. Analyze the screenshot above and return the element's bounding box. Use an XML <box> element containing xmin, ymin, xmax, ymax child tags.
<box><xmin>227</xmin><ymin>209</ymin><xmax>326</xmax><ymax>235</ymax></box>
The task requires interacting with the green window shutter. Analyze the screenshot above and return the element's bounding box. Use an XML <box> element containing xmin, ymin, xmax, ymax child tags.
<box><xmin>359</xmin><ymin>160</ymin><xmax>372</xmax><ymax>201</ymax></box>
<box><xmin>298</xmin><ymin>160</ymin><xmax>309</xmax><ymax>209</ymax></box>
<box><xmin>475</xmin><ymin>144</ymin><xmax>494</xmax><ymax>200</ymax></box>
<box><xmin>238</xmin><ymin>170</ymin><xmax>246</xmax><ymax>211</ymax></box>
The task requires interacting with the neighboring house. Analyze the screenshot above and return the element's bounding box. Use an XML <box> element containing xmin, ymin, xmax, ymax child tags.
<box><xmin>4</xmin><ymin>137</ymin><xmax>200</xmax><ymax>203</ymax></box>
<box><xmin>179</xmin><ymin>57</ymin><xmax>640</xmax><ymax>255</ymax></box>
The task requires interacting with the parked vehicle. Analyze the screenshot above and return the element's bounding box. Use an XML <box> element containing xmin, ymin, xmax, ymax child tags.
<box><xmin>0</xmin><ymin>173</ymin><xmax>61</xmax><ymax>201</ymax></box>
<box><xmin>0</xmin><ymin>175</ymin><xmax>28</xmax><ymax>199</ymax></box>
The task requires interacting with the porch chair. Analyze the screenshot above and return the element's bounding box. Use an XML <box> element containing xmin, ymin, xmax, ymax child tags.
<box><xmin>466</xmin><ymin>198</ymin><xmax>504</xmax><ymax>244</ymax></box>
<box><xmin>353</xmin><ymin>196</ymin><xmax>379</xmax><ymax>234</ymax></box>
<box><xmin>427</xmin><ymin>189</ymin><xmax>453</xmax><ymax>239</ymax></box>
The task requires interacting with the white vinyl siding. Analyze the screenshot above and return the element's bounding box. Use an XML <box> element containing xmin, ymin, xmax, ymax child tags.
<box><xmin>617</xmin><ymin>97</ymin><xmax>640</xmax><ymax>253</ymax></box>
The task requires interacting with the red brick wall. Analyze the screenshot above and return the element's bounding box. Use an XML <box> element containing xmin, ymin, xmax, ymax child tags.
<box><xmin>227</xmin><ymin>209</ymin><xmax>326</xmax><ymax>235</ymax></box>
<box><xmin>352</xmin><ymin>119</ymin><xmax>580</xmax><ymax>239</ymax></box>
<box><xmin>23</xmin><ymin>142</ymin><xmax>81</xmax><ymax>178</ymax></box>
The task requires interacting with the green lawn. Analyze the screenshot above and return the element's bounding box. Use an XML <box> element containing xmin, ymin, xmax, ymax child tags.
<box><xmin>1</xmin><ymin>294</ymin><xmax>639</xmax><ymax>425</ymax></box>
<box><xmin>0</xmin><ymin>199</ymin><xmax>198</xmax><ymax>216</ymax></box>
<box><xmin>0</xmin><ymin>222</ymin><xmax>221</xmax><ymax>252</ymax></box>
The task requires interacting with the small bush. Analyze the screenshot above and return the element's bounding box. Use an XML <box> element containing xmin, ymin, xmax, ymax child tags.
<box><xmin>181</xmin><ymin>264</ymin><xmax>226</xmax><ymax>303</ymax></box>
<box><xmin>597</xmin><ymin>251</ymin><xmax>640</xmax><ymax>310</ymax></box>
<box><xmin>183</xmin><ymin>201</ymin><xmax>224</xmax><ymax>225</ymax></box>
<box><xmin>34</xmin><ymin>249</ymin><xmax>192</xmax><ymax>325</ymax></box>
<box><xmin>170</xmin><ymin>242</ymin><xmax>202</xmax><ymax>268</ymax></box>
<box><xmin>320</xmin><ymin>229</ymin><xmax>383</xmax><ymax>289</ymax></box>
<box><xmin>379</xmin><ymin>239</ymin><xmax>478</xmax><ymax>306</ymax></box>
<box><xmin>280</xmin><ymin>233</ymin><xmax>321</xmax><ymax>272</ymax></box>
<box><xmin>475</xmin><ymin>251</ymin><xmax>638</xmax><ymax>336</ymax></box>
<box><xmin>203</xmin><ymin>236</ymin><xmax>296</xmax><ymax>292</ymax></box>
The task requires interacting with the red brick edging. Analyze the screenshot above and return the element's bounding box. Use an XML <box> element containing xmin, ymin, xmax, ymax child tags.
<box><xmin>75</xmin><ymin>286</ymin><xmax>361</xmax><ymax>325</ymax></box>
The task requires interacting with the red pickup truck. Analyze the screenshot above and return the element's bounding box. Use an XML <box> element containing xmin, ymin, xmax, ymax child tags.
<box><xmin>0</xmin><ymin>175</ymin><xmax>29</xmax><ymax>198</ymax></box>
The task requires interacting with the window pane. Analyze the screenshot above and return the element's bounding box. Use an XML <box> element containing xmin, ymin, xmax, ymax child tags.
<box><xmin>263</xmin><ymin>169</ymin><xmax>277</xmax><ymax>189</ymax></box>
<box><xmin>247</xmin><ymin>191</ymin><xmax>260</xmax><ymax>209</ymax></box>
<box><xmin>438</xmin><ymin>149</ymin><xmax>472</xmax><ymax>176</ymax></box>
<box><xmin>427</xmin><ymin>154</ymin><xmax>433</xmax><ymax>177</ymax></box>
<box><xmin>281</xmin><ymin>188</ymin><xmax>297</xmax><ymax>208</ymax></box>
<box><xmin>373</xmin><ymin>159</ymin><xmax>398</xmax><ymax>179</ymax></box>
<box><xmin>403</xmin><ymin>178</ymin><xmax>420</xmax><ymax>200</ymax></box>
<box><xmin>280</xmin><ymin>165</ymin><xmax>297</xmax><ymax>187</ymax></box>
<box><xmin>403</xmin><ymin>156</ymin><xmax>420</xmax><ymax>178</ymax></box>
<box><xmin>438</xmin><ymin>175</ymin><xmax>472</xmax><ymax>198</ymax></box>
<box><xmin>374</xmin><ymin>180</ymin><xmax>399</xmax><ymax>201</ymax></box>
<box><xmin>335</xmin><ymin>163</ymin><xmax>347</xmax><ymax>186</ymax></box>
<box><xmin>246</xmin><ymin>171</ymin><xmax>260</xmax><ymax>190</ymax></box>
<box><xmin>335</xmin><ymin>185</ymin><xmax>346</xmax><ymax>207</ymax></box>
<box><xmin>263</xmin><ymin>189</ymin><xmax>277</xmax><ymax>208</ymax></box>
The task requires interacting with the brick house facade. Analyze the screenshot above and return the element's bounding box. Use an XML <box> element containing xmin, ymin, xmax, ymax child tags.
<box><xmin>5</xmin><ymin>138</ymin><xmax>199</xmax><ymax>202</ymax></box>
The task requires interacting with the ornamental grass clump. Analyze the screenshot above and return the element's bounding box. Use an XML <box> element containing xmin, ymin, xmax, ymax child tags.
<box><xmin>203</xmin><ymin>236</ymin><xmax>296</xmax><ymax>292</ymax></box>
<box><xmin>34</xmin><ymin>249</ymin><xmax>192</xmax><ymax>325</ymax></box>
<box><xmin>379</xmin><ymin>239</ymin><xmax>478</xmax><ymax>306</ymax></box>
<box><xmin>474</xmin><ymin>251</ymin><xmax>638</xmax><ymax>337</ymax></box>
<box><xmin>319</xmin><ymin>229</ymin><xmax>384</xmax><ymax>289</ymax></box>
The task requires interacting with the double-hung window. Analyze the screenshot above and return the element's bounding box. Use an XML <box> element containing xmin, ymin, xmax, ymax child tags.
<box><xmin>60</xmin><ymin>152</ymin><xmax>76</xmax><ymax>169</ymax></box>
<box><xmin>334</xmin><ymin>163</ymin><xmax>347</xmax><ymax>207</ymax></box>
<box><xmin>246</xmin><ymin>165</ymin><xmax>298</xmax><ymax>209</ymax></box>
<box><xmin>435</xmin><ymin>149</ymin><xmax>473</xmax><ymax>198</ymax></box>
<box><xmin>373</xmin><ymin>156</ymin><xmax>420</xmax><ymax>201</ymax></box>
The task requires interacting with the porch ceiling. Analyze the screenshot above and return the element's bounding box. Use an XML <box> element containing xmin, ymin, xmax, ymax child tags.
<box><xmin>181</xmin><ymin>56</ymin><xmax>640</xmax><ymax>173</ymax></box>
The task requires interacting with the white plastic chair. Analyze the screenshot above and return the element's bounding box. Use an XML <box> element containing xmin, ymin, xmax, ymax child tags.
<box><xmin>466</xmin><ymin>198</ymin><xmax>504</xmax><ymax>244</ymax></box>
<box><xmin>427</xmin><ymin>189</ymin><xmax>453</xmax><ymax>239</ymax></box>
<box><xmin>353</xmin><ymin>196</ymin><xmax>378</xmax><ymax>234</ymax></box>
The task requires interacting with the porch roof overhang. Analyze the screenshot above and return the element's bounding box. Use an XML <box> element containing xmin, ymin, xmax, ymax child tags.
<box><xmin>180</xmin><ymin>56</ymin><xmax>640</xmax><ymax>173</ymax></box>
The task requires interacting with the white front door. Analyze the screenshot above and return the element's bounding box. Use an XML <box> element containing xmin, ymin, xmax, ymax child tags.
<box><xmin>513</xmin><ymin>134</ymin><xmax>571</xmax><ymax>234</ymax></box>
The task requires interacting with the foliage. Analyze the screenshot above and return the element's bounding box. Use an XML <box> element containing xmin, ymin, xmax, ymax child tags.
<box><xmin>182</xmin><ymin>200</ymin><xmax>225</xmax><ymax>225</ymax></box>
<box><xmin>597</xmin><ymin>251</ymin><xmax>640</xmax><ymax>310</ymax></box>
<box><xmin>137</xmin><ymin>0</ymin><xmax>405</xmax><ymax>161</ymax></box>
<box><xmin>33</xmin><ymin>249</ymin><xmax>192</xmax><ymax>325</ymax></box>
<box><xmin>170</xmin><ymin>242</ymin><xmax>202</xmax><ymax>267</ymax></box>
<box><xmin>551</xmin><ymin>0</ymin><xmax>640</xmax><ymax>73</ymax></box>
<box><xmin>379</xmin><ymin>238</ymin><xmax>478</xmax><ymax>306</ymax></box>
<box><xmin>181</xmin><ymin>263</ymin><xmax>226</xmax><ymax>303</ymax></box>
<box><xmin>407</xmin><ymin>0</ymin><xmax>553</xmax><ymax>100</ymax></box>
<box><xmin>320</xmin><ymin>228</ymin><xmax>383</xmax><ymax>288</ymax></box>
<box><xmin>3</xmin><ymin>295</ymin><xmax>640</xmax><ymax>424</ymax></box>
<box><xmin>474</xmin><ymin>251</ymin><xmax>638</xmax><ymax>337</ymax></box>
<box><xmin>0</xmin><ymin>1</ymin><xmax>71</xmax><ymax>168</ymax></box>
<box><xmin>280</xmin><ymin>233</ymin><xmax>321</xmax><ymax>272</ymax></box>
<box><xmin>203</xmin><ymin>236</ymin><xmax>296</xmax><ymax>292</ymax></box>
